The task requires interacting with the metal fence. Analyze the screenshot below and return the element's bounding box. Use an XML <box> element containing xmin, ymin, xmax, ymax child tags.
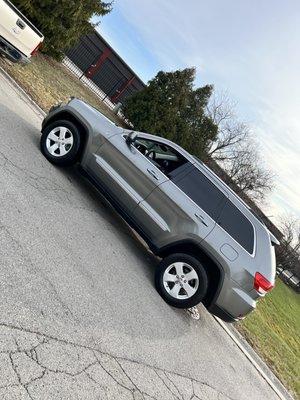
<box><xmin>63</xmin><ymin>31</ymin><xmax>145</xmax><ymax>109</ymax></box>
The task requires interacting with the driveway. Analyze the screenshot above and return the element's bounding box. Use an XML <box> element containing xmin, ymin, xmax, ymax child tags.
<box><xmin>0</xmin><ymin>71</ymin><xmax>279</xmax><ymax>400</ymax></box>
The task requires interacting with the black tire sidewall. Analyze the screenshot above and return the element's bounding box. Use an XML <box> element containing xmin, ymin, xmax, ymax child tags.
<box><xmin>40</xmin><ymin>120</ymin><xmax>81</xmax><ymax>166</ymax></box>
<box><xmin>155</xmin><ymin>253</ymin><xmax>208</xmax><ymax>309</ymax></box>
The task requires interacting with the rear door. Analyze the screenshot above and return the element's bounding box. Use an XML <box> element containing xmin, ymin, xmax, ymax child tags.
<box><xmin>134</xmin><ymin>164</ymin><xmax>227</xmax><ymax>248</ymax></box>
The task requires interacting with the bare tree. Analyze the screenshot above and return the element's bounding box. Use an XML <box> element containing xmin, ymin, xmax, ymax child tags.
<box><xmin>206</xmin><ymin>92</ymin><xmax>275</xmax><ymax>201</ymax></box>
<box><xmin>206</xmin><ymin>92</ymin><xmax>249</xmax><ymax>161</ymax></box>
<box><xmin>222</xmin><ymin>139</ymin><xmax>275</xmax><ymax>201</ymax></box>
<box><xmin>276</xmin><ymin>216</ymin><xmax>300</xmax><ymax>277</ymax></box>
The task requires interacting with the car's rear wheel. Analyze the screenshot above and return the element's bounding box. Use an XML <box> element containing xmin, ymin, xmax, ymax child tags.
<box><xmin>155</xmin><ymin>253</ymin><xmax>208</xmax><ymax>309</ymax></box>
<box><xmin>40</xmin><ymin>119</ymin><xmax>81</xmax><ymax>166</ymax></box>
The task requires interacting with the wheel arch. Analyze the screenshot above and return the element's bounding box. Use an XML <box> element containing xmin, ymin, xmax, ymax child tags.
<box><xmin>42</xmin><ymin>110</ymin><xmax>90</xmax><ymax>159</ymax></box>
<box><xmin>156</xmin><ymin>240</ymin><xmax>225</xmax><ymax>308</ymax></box>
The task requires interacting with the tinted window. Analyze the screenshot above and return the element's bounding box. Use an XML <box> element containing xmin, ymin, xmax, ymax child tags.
<box><xmin>174</xmin><ymin>167</ymin><xmax>226</xmax><ymax>220</ymax></box>
<box><xmin>218</xmin><ymin>201</ymin><xmax>254</xmax><ymax>253</ymax></box>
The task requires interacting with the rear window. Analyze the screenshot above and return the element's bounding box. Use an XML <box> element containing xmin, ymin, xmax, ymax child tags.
<box><xmin>218</xmin><ymin>201</ymin><xmax>255</xmax><ymax>254</ymax></box>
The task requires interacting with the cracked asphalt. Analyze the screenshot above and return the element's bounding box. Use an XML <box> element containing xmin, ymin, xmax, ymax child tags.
<box><xmin>0</xmin><ymin>71</ymin><xmax>280</xmax><ymax>400</ymax></box>
<box><xmin>0</xmin><ymin>323</ymin><xmax>234</xmax><ymax>400</ymax></box>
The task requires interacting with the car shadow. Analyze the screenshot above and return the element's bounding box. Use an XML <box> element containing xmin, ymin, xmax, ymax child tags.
<box><xmin>63</xmin><ymin>163</ymin><xmax>159</xmax><ymax>281</ymax></box>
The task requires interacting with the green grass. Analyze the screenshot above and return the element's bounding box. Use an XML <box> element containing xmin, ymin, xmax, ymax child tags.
<box><xmin>0</xmin><ymin>53</ymin><xmax>126</xmax><ymax>126</ymax></box>
<box><xmin>237</xmin><ymin>279</ymin><xmax>300</xmax><ymax>398</ymax></box>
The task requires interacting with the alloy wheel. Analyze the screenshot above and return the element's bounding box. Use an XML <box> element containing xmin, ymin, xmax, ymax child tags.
<box><xmin>163</xmin><ymin>262</ymin><xmax>199</xmax><ymax>299</ymax></box>
<box><xmin>46</xmin><ymin>126</ymin><xmax>74</xmax><ymax>157</ymax></box>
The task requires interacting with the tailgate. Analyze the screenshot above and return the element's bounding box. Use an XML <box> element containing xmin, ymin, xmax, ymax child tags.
<box><xmin>0</xmin><ymin>0</ymin><xmax>43</xmax><ymax>58</ymax></box>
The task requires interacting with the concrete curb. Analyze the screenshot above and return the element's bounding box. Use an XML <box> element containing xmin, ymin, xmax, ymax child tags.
<box><xmin>214</xmin><ymin>317</ymin><xmax>294</xmax><ymax>400</ymax></box>
<box><xmin>0</xmin><ymin>64</ymin><xmax>46</xmax><ymax>118</ymax></box>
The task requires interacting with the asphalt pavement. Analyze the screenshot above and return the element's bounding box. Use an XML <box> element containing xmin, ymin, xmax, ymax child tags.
<box><xmin>0</xmin><ymin>70</ymin><xmax>282</xmax><ymax>400</ymax></box>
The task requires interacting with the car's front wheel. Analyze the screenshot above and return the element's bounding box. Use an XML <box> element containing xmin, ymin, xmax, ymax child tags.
<box><xmin>155</xmin><ymin>253</ymin><xmax>208</xmax><ymax>309</ymax></box>
<box><xmin>40</xmin><ymin>119</ymin><xmax>81</xmax><ymax>166</ymax></box>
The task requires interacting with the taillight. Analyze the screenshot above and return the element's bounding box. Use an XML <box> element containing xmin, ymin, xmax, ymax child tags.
<box><xmin>31</xmin><ymin>42</ymin><xmax>42</xmax><ymax>56</ymax></box>
<box><xmin>254</xmin><ymin>272</ymin><xmax>274</xmax><ymax>294</ymax></box>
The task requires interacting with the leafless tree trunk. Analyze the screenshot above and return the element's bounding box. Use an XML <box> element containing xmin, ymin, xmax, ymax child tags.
<box><xmin>206</xmin><ymin>92</ymin><xmax>274</xmax><ymax>201</ymax></box>
<box><xmin>206</xmin><ymin>92</ymin><xmax>249</xmax><ymax>160</ymax></box>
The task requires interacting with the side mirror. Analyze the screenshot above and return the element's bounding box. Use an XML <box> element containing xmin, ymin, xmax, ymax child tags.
<box><xmin>125</xmin><ymin>131</ymin><xmax>138</xmax><ymax>145</ymax></box>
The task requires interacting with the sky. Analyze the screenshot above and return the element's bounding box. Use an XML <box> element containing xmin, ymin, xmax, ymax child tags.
<box><xmin>96</xmin><ymin>0</ymin><xmax>300</xmax><ymax>223</ymax></box>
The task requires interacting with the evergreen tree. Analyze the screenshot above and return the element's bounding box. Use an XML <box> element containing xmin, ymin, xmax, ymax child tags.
<box><xmin>122</xmin><ymin>68</ymin><xmax>217</xmax><ymax>157</ymax></box>
<box><xmin>14</xmin><ymin>0</ymin><xmax>112</xmax><ymax>59</ymax></box>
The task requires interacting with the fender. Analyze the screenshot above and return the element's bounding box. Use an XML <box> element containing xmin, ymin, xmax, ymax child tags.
<box><xmin>155</xmin><ymin>239</ymin><xmax>225</xmax><ymax>308</ymax></box>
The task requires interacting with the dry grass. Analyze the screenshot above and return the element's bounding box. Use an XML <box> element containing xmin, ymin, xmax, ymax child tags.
<box><xmin>0</xmin><ymin>53</ymin><xmax>126</xmax><ymax>126</ymax></box>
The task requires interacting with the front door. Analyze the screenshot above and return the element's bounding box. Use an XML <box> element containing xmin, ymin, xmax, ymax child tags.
<box><xmin>91</xmin><ymin>133</ymin><xmax>169</xmax><ymax>216</ymax></box>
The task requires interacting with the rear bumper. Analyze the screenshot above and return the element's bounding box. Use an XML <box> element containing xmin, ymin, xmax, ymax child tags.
<box><xmin>0</xmin><ymin>36</ymin><xmax>29</xmax><ymax>63</ymax></box>
<box><xmin>208</xmin><ymin>277</ymin><xmax>256</xmax><ymax>323</ymax></box>
<box><xmin>208</xmin><ymin>304</ymin><xmax>238</xmax><ymax>323</ymax></box>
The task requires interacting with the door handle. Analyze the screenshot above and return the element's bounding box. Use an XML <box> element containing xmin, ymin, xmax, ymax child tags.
<box><xmin>147</xmin><ymin>168</ymin><xmax>159</xmax><ymax>180</ymax></box>
<box><xmin>16</xmin><ymin>19</ymin><xmax>26</xmax><ymax>29</ymax></box>
<box><xmin>195</xmin><ymin>213</ymin><xmax>208</xmax><ymax>227</ymax></box>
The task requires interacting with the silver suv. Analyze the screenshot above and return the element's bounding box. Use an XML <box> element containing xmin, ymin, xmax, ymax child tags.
<box><xmin>40</xmin><ymin>98</ymin><xmax>278</xmax><ymax>322</ymax></box>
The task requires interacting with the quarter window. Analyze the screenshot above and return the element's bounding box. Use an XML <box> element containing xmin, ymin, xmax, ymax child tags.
<box><xmin>218</xmin><ymin>201</ymin><xmax>255</xmax><ymax>254</ymax></box>
<box><xmin>174</xmin><ymin>167</ymin><xmax>226</xmax><ymax>220</ymax></box>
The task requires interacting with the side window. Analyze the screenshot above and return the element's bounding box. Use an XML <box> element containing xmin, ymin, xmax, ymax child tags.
<box><xmin>174</xmin><ymin>167</ymin><xmax>226</xmax><ymax>220</ymax></box>
<box><xmin>134</xmin><ymin>138</ymin><xmax>188</xmax><ymax>177</ymax></box>
<box><xmin>218</xmin><ymin>201</ymin><xmax>255</xmax><ymax>254</ymax></box>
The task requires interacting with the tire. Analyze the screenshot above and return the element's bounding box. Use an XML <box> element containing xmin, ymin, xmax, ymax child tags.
<box><xmin>155</xmin><ymin>253</ymin><xmax>208</xmax><ymax>309</ymax></box>
<box><xmin>40</xmin><ymin>119</ymin><xmax>81</xmax><ymax>166</ymax></box>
